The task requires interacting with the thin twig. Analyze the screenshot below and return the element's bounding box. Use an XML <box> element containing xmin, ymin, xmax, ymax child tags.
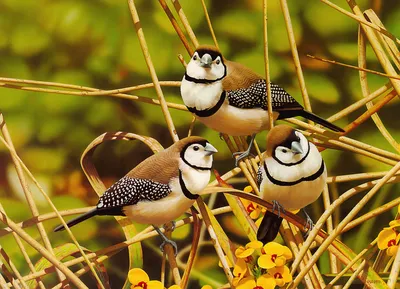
<box><xmin>263</xmin><ymin>0</ymin><xmax>274</xmax><ymax>130</ymax></box>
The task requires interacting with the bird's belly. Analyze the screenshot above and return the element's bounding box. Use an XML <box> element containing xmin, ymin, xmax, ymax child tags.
<box><xmin>197</xmin><ymin>104</ymin><xmax>279</xmax><ymax>136</ymax></box>
<box><xmin>124</xmin><ymin>193</ymin><xmax>194</xmax><ymax>226</ymax></box>
<box><xmin>260</xmin><ymin>177</ymin><xmax>325</xmax><ymax>210</ymax></box>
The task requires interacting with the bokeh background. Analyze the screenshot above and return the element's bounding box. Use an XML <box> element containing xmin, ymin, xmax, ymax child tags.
<box><xmin>1</xmin><ymin>0</ymin><xmax>399</xmax><ymax>287</ymax></box>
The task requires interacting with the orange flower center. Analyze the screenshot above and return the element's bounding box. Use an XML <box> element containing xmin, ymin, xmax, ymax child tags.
<box><xmin>245</xmin><ymin>256</ymin><xmax>253</xmax><ymax>263</ymax></box>
<box><xmin>388</xmin><ymin>239</ymin><xmax>397</xmax><ymax>247</ymax></box>
<box><xmin>137</xmin><ymin>281</ymin><xmax>147</xmax><ymax>289</ymax></box>
<box><xmin>247</xmin><ymin>203</ymin><xmax>256</xmax><ymax>213</ymax></box>
<box><xmin>274</xmin><ymin>273</ymin><xmax>283</xmax><ymax>279</ymax></box>
<box><xmin>271</xmin><ymin>254</ymin><xmax>277</xmax><ymax>262</ymax></box>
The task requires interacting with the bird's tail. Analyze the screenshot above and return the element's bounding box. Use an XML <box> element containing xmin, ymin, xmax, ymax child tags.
<box><xmin>299</xmin><ymin>110</ymin><xmax>344</xmax><ymax>132</ymax></box>
<box><xmin>53</xmin><ymin>208</ymin><xmax>98</xmax><ymax>232</ymax></box>
<box><xmin>257</xmin><ymin>210</ymin><xmax>283</xmax><ymax>243</ymax></box>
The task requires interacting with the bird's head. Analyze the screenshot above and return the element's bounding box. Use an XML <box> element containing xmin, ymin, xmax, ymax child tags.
<box><xmin>266</xmin><ymin>125</ymin><xmax>309</xmax><ymax>165</ymax></box>
<box><xmin>178</xmin><ymin>136</ymin><xmax>218</xmax><ymax>170</ymax></box>
<box><xmin>186</xmin><ymin>45</ymin><xmax>226</xmax><ymax>81</ymax></box>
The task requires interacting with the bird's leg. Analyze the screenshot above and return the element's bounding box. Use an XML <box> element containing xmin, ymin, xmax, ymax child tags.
<box><xmin>163</xmin><ymin>220</ymin><xmax>176</xmax><ymax>232</ymax></box>
<box><xmin>302</xmin><ymin>209</ymin><xmax>314</xmax><ymax>239</ymax></box>
<box><xmin>271</xmin><ymin>200</ymin><xmax>285</xmax><ymax>218</ymax></box>
<box><xmin>232</xmin><ymin>133</ymin><xmax>257</xmax><ymax>166</ymax></box>
<box><xmin>153</xmin><ymin>225</ymin><xmax>178</xmax><ymax>256</ymax></box>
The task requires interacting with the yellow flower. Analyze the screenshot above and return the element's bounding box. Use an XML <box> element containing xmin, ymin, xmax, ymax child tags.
<box><xmin>235</xmin><ymin>240</ymin><xmax>263</xmax><ymax>262</ymax></box>
<box><xmin>377</xmin><ymin>227</ymin><xmax>400</xmax><ymax>256</ymax></box>
<box><xmin>258</xmin><ymin>242</ymin><xmax>293</xmax><ymax>269</ymax></box>
<box><xmin>236</xmin><ymin>275</ymin><xmax>276</xmax><ymax>289</ymax></box>
<box><xmin>200</xmin><ymin>286</ymin><xmax>213</xmax><ymax>289</ymax></box>
<box><xmin>267</xmin><ymin>266</ymin><xmax>292</xmax><ymax>287</ymax></box>
<box><xmin>233</xmin><ymin>258</ymin><xmax>249</xmax><ymax>286</ymax></box>
<box><xmin>128</xmin><ymin>268</ymin><xmax>163</xmax><ymax>289</ymax></box>
<box><xmin>168</xmin><ymin>286</ymin><xmax>181</xmax><ymax>289</ymax></box>
<box><xmin>242</xmin><ymin>186</ymin><xmax>265</xmax><ymax>219</ymax></box>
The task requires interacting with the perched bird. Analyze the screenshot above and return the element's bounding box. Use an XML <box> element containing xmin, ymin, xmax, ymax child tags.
<box><xmin>256</xmin><ymin>125</ymin><xmax>327</xmax><ymax>243</ymax></box>
<box><xmin>180</xmin><ymin>45</ymin><xmax>344</xmax><ymax>165</ymax></box>
<box><xmin>54</xmin><ymin>136</ymin><xmax>218</xmax><ymax>253</ymax></box>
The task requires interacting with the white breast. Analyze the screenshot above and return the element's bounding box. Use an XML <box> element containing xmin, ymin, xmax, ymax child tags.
<box><xmin>124</xmin><ymin>161</ymin><xmax>210</xmax><ymax>226</ymax></box>
<box><xmin>181</xmin><ymin>78</ymin><xmax>223</xmax><ymax>110</ymax></box>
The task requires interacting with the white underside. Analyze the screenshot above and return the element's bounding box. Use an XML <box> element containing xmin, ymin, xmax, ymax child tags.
<box><xmin>259</xmin><ymin>143</ymin><xmax>327</xmax><ymax>210</ymax></box>
<box><xmin>123</xmin><ymin>160</ymin><xmax>210</xmax><ymax>226</ymax></box>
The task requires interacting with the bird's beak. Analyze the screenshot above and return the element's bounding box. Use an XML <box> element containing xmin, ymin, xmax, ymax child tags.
<box><xmin>204</xmin><ymin>143</ymin><xmax>218</xmax><ymax>156</ymax></box>
<box><xmin>200</xmin><ymin>54</ymin><xmax>212</xmax><ymax>68</ymax></box>
<box><xmin>291</xmin><ymin>141</ymin><xmax>303</xmax><ymax>155</ymax></box>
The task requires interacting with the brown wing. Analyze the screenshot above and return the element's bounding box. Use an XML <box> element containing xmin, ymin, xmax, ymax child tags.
<box><xmin>222</xmin><ymin>60</ymin><xmax>263</xmax><ymax>91</ymax></box>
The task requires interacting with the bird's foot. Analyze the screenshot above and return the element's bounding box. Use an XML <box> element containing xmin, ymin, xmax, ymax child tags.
<box><xmin>160</xmin><ymin>238</ymin><xmax>178</xmax><ymax>256</ymax></box>
<box><xmin>232</xmin><ymin>150</ymin><xmax>256</xmax><ymax>166</ymax></box>
<box><xmin>272</xmin><ymin>200</ymin><xmax>285</xmax><ymax>218</ymax></box>
<box><xmin>302</xmin><ymin>209</ymin><xmax>314</xmax><ymax>239</ymax></box>
<box><xmin>163</xmin><ymin>220</ymin><xmax>176</xmax><ymax>232</ymax></box>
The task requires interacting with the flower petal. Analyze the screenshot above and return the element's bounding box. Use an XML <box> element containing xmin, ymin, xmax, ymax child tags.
<box><xmin>128</xmin><ymin>268</ymin><xmax>149</xmax><ymax>285</ymax></box>
<box><xmin>282</xmin><ymin>246</ymin><xmax>293</xmax><ymax>260</ymax></box>
<box><xmin>258</xmin><ymin>254</ymin><xmax>276</xmax><ymax>269</ymax></box>
<box><xmin>247</xmin><ymin>240</ymin><xmax>263</xmax><ymax>249</ymax></box>
<box><xmin>250</xmin><ymin>209</ymin><xmax>261</xmax><ymax>219</ymax></box>
<box><xmin>169</xmin><ymin>285</ymin><xmax>182</xmax><ymax>289</ymax></box>
<box><xmin>389</xmin><ymin>220</ymin><xmax>400</xmax><ymax>228</ymax></box>
<box><xmin>275</xmin><ymin>279</ymin><xmax>285</xmax><ymax>287</ymax></box>
<box><xmin>377</xmin><ymin>228</ymin><xmax>397</xmax><ymax>250</ymax></box>
<box><xmin>275</xmin><ymin>256</ymin><xmax>286</xmax><ymax>267</ymax></box>
<box><xmin>282</xmin><ymin>266</ymin><xmax>293</xmax><ymax>283</ymax></box>
<box><xmin>201</xmin><ymin>285</ymin><xmax>213</xmax><ymax>289</ymax></box>
<box><xmin>147</xmin><ymin>280</ymin><xmax>164</xmax><ymax>289</ymax></box>
<box><xmin>263</xmin><ymin>242</ymin><xmax>284</xmax><ymax>256</ymax></box>
<box><xmin>236</xmin><ymin>248</ymin><xmax>254</xmax><ymax>258</ymax></box>
<box><xmin>257</xmin><ymin>274</ymin><xmax>277</xmax><ymax>289</ymax></box>
<box><xmin>288</xmin><ymin>209</ymin><xmax>300</xmax><ymax>214</ymax></box>
<box><xmin>255</xmin><ymin>218</ymin><xmax>263</xmax><ymax>228</ymax></box>
<box><xmin>233</xmin><ymin>258</ymin><xmax>248</xmax><ymax>277</ymax></box>
<box><xmin>244</xmin><ymin>186</ymin><xmax>253</xmax><ymax>193</ymax></box>
<box><xmin>387</xmin><ymin>245</ymin><xmax>399</xmax><ymax>257</ymax></box>
<box><xmin>236</xmin><ymin>277</ymin><xmax>257</xmax><ymax>289</ymax></box>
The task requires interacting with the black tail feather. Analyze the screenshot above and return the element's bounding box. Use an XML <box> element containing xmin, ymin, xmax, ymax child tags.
<box><xmin>299</xmin><ymin>110</ymin><xmax>344</xmax><ymax>132</ymax></box>
<box><xmin>257</xmin><ymin>210</ymin><xmax>283</xmax><ymax>243</ymax></box>
<box><xmin>53</xmin><ymin>208</ymin><xmax>98</xmax><ymax>232</ymax></box>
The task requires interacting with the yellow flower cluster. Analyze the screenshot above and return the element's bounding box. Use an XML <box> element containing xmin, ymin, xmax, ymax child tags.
<box><xmin>241</xmin><ymin>186</ymin><xmax>267</xmax><ymax>227</ymax></box>
<box><xmin>128</xmin><ymin>268</ymin><xmax>212</xmax><ymax>289</ymax></box>
<box><xmin>377</xmin><ymin>204</ymin><xmax>400</xmax><ymax>256</ymax></box>
<box><xmin>233</xmin><ymin>240</ymin><xmax>293</xmax><ymax>288</ymax></box>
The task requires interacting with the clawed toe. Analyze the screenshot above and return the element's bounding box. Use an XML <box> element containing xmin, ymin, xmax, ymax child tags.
<box><xmin>160</xmin><ymin>239</ymin><xmax>178</xmax><ymax>256</ymax></box>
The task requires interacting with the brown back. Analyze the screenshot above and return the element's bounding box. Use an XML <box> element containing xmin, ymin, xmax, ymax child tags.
<box><xmin>265</xmin><ymin>125</ymin><xmax>296</xmax><ymax>157</ymax></box>
<box><xmin>126</xmin><ymin>136</ymin><xmax>208</xmax><ymax>184</ymax></box>
<box><xmin>222</xmin><ymin>60</ymin><xmax>263</xmax><ymax>91</ymax></box>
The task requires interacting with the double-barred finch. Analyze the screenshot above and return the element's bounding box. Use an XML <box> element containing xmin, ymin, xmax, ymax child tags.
<box><xmin>180</xmin><ymin>45</ymin><xmax>344</xmax><ymax>164</ymax></box>
<box><xmin>54</xmin><ymin>136</ymin><xmax>218</xmax><ymax>252</ymax></box>
<box><xmin>256</xmin><ymin>125</ymin><xmax>327</xmax><ymax>243</ymax></box>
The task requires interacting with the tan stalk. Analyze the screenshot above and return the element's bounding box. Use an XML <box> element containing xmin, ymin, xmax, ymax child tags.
<box><xmin>387</xmin><ymin>244</ymin><xmax>400</xmax><ymax>288</ymax></box>
<box><xmin>0</xmin><ymin>272</ymin><xmax>9</xmax><ymax>289</ymax></box>
<box><xmin>0</xmin><ymin>247</ymin><xmax>29</xmax><ymax>289</ymax></box>
<box><xmin>164</xmin><ymin>226</ymin><xmax>182</xmax><ymax>285</ymax></box>
<box><xmin>187</xmin><ymin>115</ymin><xmax>196</xmax><ymax>137</ymax></box>
<box><xmin>327</xmin><ymin>83</ymin><xmax>392</xmax><ymax>123</ymax></box>
<box><xmin>342</xmin><ymin>260</ymin><xmax>366</xmax><ymax>289</ymax></box>
<box><xmin>171</xmin><ymin>0</ymin><xmax>199</xmax><ymax>47</ymax></box>
<box><xmin>263</xmin><ymin>0</ymin><xmax>274</xmax><ymax>130</ymax></box>
<box><xmin>0</xmin><ymin>259</ymin><xmax>22</xmax><ymax>289</ymax></box>
<box><xmin>358</xmin><ymin>22</ymin><xmax>400</xmax><ymax>153</ymax></box>
<box><xmin>319</xmin><ymin>0</ymin><xmax>400</xmax><ymax>45</ymax></box>
<box><xmin>290</xmin><ymin>161</ymin><xmax>400</xmax><ymax>288</ymax></box>
<box><xmin>200</xmin><ymin>0</ymin><xmax>219</xmax><ymax>49</ymax></box>
<box><xmin>327</xmin><ymin>171</ymin><xmax>400</xmax><ymax>184</ymax></box>
<box><xmin>128</xmin><ymin>0</ymin><xmax>179</xmax><ymax>142</ymax></box>
<box><xmin>280</xmin><ymin>0</ymin><xmax>312</xmax><ymax>112</ymax></box>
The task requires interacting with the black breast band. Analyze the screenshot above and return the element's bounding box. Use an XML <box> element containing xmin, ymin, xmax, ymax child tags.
<box><xmin>186</xmin><ymin>91</ymin><xmax>226</xmax><ymax>117</ymax></box>
<box><xmin>179</xmin><ymin>170</ymin><xmax>199</xmax><ymax>200</ymax></box>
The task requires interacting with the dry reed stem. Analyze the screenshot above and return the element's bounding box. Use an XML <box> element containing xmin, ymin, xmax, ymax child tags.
<box><xmin>387</xmin><ymin>246</ymin><xmax>400</xmax><ymax>288</ymax></box>
<box><xmin>290</xmin><ymin>161</ymin><xmax>400</xmax><ymax>288</ymax></box>
<box><xmin>307</xmin><ymin>55</ymin><xmax>400</xmax><ymax>81</ymax></box>
<box><xmin>171</xmin><ymin>0</ymin><xmax>199</xmax><ymax>48</ymax></box>
<box><xmin>128</xmin><ymin>0</ymin><xmax>179</xmax><ymax>142</ymax></box>
<box><xmin>328</xmin><ymin>239</ymin><xmax>377</xmax><ymax>287</ymax></box>
<box><xmin>196</xmin><ymin>198</ymin><xmax>234</xmax><ymax>285</ymax></box>
<box><xmin>0</xmin><ymin>259</ymin><xmax>22</xmax><ymax>289</ymax></box>
<box><xmin>327</xmin><ymin>171</ymin><xmax>400</xmax><ymax>183</ymax></box>
<box><xmin>358</xmin><ymin>17</ymin><xmax>400</xmax><ymax>153</ymax></box>
<box><xmin>263</xmin><ymin>0</ymin><xmax>274</xmax><ymax>130</ymax></box>
<box><xmin>327</xmin><ymin>83</ymin><xmax>392</xmax><ymax>123</ymax></box>
<box><xmin>319</xmin><ymin>0</ymin><xmax>400</xmax><ymax>45</ymax></box>
<box><xmin>0</xmin><ymin>134</ymin><xmax>105</xmax><ymax>289</ymax></box>
<box><xmin>158</xmin><ymin>0</ymin><xmax>193</xmax><ymax>55</ymax></box>
<box><xmin>342</xmin><ymin>260</ymin><xmax>366</xmax><ymax>289</ymax></box>
<box><xmin>0</xmin><ymin>272</ymin><xmax>9</xmax><ymax>289</ymax></box>
<box><xmin>164</xmin><ymin>226</ymin><xmax>182</xmax><ymax>285</ymax></box>
<box><xmin>280</xmin><ymin>0</ymin><xmax>312</xmax><ymax>113</ymax></box>
<box><xmin>343</xmin><ymin>197</ymin><xmax>400</xmax><ymax>232</ymax></box>
<box><xmin>200</xmin><ymin>0</ymin><xmax>219</xmax><ymax>49</ymax></box>
<box><xmin>0</xmin><ymin>203</ymin><xmax>45</xmax><ymax>289</ymax></box>
<box><xmin>0</xmin><ymin>246</ymin><xmax>29</xmax><ymax>289</ymax></box>
<box><xmin>0</xmin><ymin>212</ymin><xmax>87</xmax><ymax>288</ymax></box>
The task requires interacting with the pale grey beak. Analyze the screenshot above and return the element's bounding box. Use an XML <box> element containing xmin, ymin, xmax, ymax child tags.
<box><xmin>204</xmin><ymin>143</ymin><xmax>218</xmax><ymax>156</ymax></box>
<box><xmin>291</xmin><ymin>141</ymin><xmax>303</xmax><ymax>155</ymax></box>
<box><xmin>200</xmin><ymin>54</ymin><xmax>212</xmax><ymax>68</ymax></box>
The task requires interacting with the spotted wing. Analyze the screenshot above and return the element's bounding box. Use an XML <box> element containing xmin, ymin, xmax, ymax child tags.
<box><xmin>95</xmin><ymin>176</ymin><xmax>172</xmax><ymax>215</ymax></box>
<box><xmin>257</xmin><ymin>163</ymin><xmax>264</xmax><ymax>186</ymax></box>
<box><xmin>226</xmin><ymin>79</ymin><xmax>303</xmax><ymax>111</ymax></box>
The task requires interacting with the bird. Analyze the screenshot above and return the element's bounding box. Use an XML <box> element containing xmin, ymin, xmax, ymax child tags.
<box><xmin>54</xmin><ymin>136</ymin><xmax>218</xmax><ymax>253</ymax></box>
<box><xmin>256</xmin><ymin>124</ymin><xmax>327</xmax><ymax>243</ymax></box>
<box><xmin>180</xmin><ymin>45</ymin><xmax>344</xmax><ymax>165</ymax></box>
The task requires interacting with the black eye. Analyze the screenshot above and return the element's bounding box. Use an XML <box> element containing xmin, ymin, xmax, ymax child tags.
<box><xmin>216</xmin><ymin>59</ymin><xmax>220</xmax><ymax>64</ymax></box>
<box><xmin>282</xmin><ymin>149</ymin><xmax>288</xmax><ymax>153</ymax></box>
<box><xmin>193</xmin><ymin>146</ymin><xmax>199</xmax><ymax>151</ymax></box>
<box><xmin>193</xmin><ymin>55</ymin><xmax>197</xmax><ymax>60</ymax></box>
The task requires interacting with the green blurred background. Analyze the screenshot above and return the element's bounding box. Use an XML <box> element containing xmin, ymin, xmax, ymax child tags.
<box><xmin>0</xmin><ymin>0</ymin><xmax>400</xmax><ymax>287</ymax></box>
